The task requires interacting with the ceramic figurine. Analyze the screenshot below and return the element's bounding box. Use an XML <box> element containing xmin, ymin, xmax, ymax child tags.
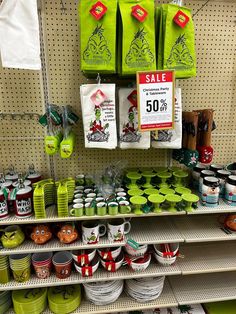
<box><xmin>30</xmin><ymin>225</ymin><xmax>52</xmax><ymax>245</ymax></box>
<box><xmin>57</xmin><ymin>224</ymin><xmax>79</xmax><ymax>244</ymax></box>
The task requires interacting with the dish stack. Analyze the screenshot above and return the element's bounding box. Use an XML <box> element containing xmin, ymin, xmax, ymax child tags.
<box><xmin>33</xmin><ymin>179</ymin><xmax>55</xmax><ymax>219</ymax></box>
<box><xmin>12</xmin><ymin>288</ymin><xmax>47</xmax><ymax>314</ymax></box>
<box><xmin>83</xmin><ymin>280</ymin><xmax>124</xmax><ymax>305</ymax></box>
<box><xmin>0</xmin><ymin>255</ymin><xmax>10</xmax><ymax>284</ymax></box>
<box><xmin>55</xmin><ymin>178</ymin><xmax>75</xmax><ymax>203</ymax></box>
<box><xmin>56</xmin><ymin>179</ymin><xmax>75</xmax><ymax>217</ymax></box>
<box><xmin>48</xmin><ymin>285</ymin><xmax>81</xmax><ymax>314</ymax></box>
<box><xmin>125</xmin><ymin>277</ymin><xmax>165</xmax><ymax>302</ymax></box>
<box><xmin>0</xmin><ymin>291</ymin><xmax>12</xmax><ymax>313</ymax></box>
<box><xmin>9</xmin><ymin>254</ymin><xmax>31</xmax><ymax>282</ymax></box>
<box><xmin>153</xmin><ymin>243</ymin><xmax>179</xmax><ymax>266</ymax></box>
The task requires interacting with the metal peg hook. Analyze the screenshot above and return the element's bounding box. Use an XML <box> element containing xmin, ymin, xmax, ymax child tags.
<box><xmin>60</xmin><ymin>0</ymin><xmax>66</xmax><ymax>14</ymax></box>
<box><xmin>96</xmin><ymin>73</ymin><xmax>101</xmax><ymax>85</ymax></box>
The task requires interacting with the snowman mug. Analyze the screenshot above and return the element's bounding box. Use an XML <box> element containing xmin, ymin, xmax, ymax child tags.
<box><xmin>82</xmin><ymin>222</ymin><xmax>106</xmax><ymax>245</ymax></box>
<box><xmin>107</xmin><ymin>219</ymin><xmax>131</xmax><ymax>242</ymax></box>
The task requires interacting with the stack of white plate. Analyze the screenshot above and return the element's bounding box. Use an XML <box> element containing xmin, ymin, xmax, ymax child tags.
<box><xmin>125</xmin><ymin>277</ymin><xmax>165</xmax><ymax>303</ymax></box>
<box><xmin>83</xmin><ymin>280</ymin><xmax>124</xmax><ymax>305</ymax></box>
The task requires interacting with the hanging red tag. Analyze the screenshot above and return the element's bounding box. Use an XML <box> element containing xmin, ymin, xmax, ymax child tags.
<box><xmin>173</xmin><ymin>10</ymin><xmax>190</xmax><ymax>28</ymax></box>
<box><xmin>90</xmin><ymin>89</ymin><xmax>107</xmax><ymax>106</ymax></box>
<box><xmin>90</xmin><ymin>2</ymin><xmax>107</xmax><ymax>20</ymax></box>
<box><xmin>77</xmin><ymin>254</ymin><xmax>89</xmax><ymax>266</ymax></box>
<box><xmin>127</xmin><ymin>90</ymin><xmax>138</xmax><ymax>107</ymax></box>
<box><xmin>101</xmin><ymin>251</ymin><xmax>113</xmax><ymax>261</ymax></box>
<box><xmin>105</xmin><ymin>261</ymin><xmax>116</xmax><ymax>272</ymax></box>
<box><xmin>131</xmin><ymin>5</ymin><xmax>148</xmax><ymax>22</ymax></box>
<box><xmin>81</xmin><ymin>266</ymin><xmax>93</xmax><ymax>277</ymax></box>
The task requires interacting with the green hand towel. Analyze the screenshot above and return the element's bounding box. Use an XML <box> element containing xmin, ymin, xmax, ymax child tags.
<box><xmin>118</xmin><ymin>0</ymin><xmax>156</xmax><ymax>76</ymax></box>
<box><xmin>79</xmin><ymin>0</ymin><xmax>117</xmax><ymax>74</ymax></box>
<box><xmin>163</xmin><ymin>4</ymin><xmax>196</xmax><ymax>78</ymax></box>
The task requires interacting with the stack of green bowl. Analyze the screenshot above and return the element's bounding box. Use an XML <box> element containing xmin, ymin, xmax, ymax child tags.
<box><xmin>0</xmin><ymin>291</ymin><xmax>12</xmax><ymax>313</ymax></box>
<box><xmin>0</xmin><ymin>255</ymin><xmax>10</xmax><ymax>284</ymax></box>
<box><xmin>48</xmin><ymin>285</ymin><xmax>81</xmax><ymax>314</ymax></box>
<box><xmin>12</xmin><ymin>288</ymin><xmax>47</xmax><ymax>314</ymax></box>
<box><xmin>9</xmin><ymin>254</ymin><xmax>31</xmax><ymax>282</ymax></box>
<box><xmin>55</xmin><ymin>178</ymin><xmax>75</xmax><ymax>204</ymax></box>
<box><xmin>33</xmin><ymin>179</ymin><xmax>55</xmax><ymax>219</ymax></box>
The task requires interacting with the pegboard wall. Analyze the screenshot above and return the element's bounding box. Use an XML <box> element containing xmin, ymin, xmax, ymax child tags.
<box><xmin>0</xmin><ymin>0</ymin><xmax>236</xmax><ymax>179</ymax></box>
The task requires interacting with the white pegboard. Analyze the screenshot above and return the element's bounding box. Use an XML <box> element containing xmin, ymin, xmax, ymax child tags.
<box><xmin>0</xmin><ymin>0</ymin><xmax>236</xmax><ymax>177</ymax></box>
<box><xmin>173</xmin><ymin>214</ymin><xmax>236</xmax><ymax>242</ymax></box>
<box><xmin>0</xmin><ymin>217</ymin><xmax>184</xmax><ymax>255</ymax></box>
<box><xmin>169</xmin><ymin>272</ymin><xmax>236</xmax><ymax>305</ymax></box>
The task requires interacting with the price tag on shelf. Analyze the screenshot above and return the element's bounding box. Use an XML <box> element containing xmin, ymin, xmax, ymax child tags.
<box><xmin>137</xmin><ymin>70</ymin><xmax>175</xmax><ymax>131</ymax></box>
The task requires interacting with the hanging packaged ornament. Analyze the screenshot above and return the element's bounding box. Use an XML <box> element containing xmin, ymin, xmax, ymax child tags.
<box><xmin>79</xmin><ymin>0</ymin><xmax>117</xmax><ymax>74</ymax></box>
<box><xmin>152</xmin><ymin>87</ymin><xmax>182</xmax><ymax>149</ymax></box>
<box><xmin>118</xmin><ymin>0</ymin><xmax>156</xmax><ymax>76</ymax></box>
<box><xmin>157</xmin><ymin>4</ymin><xmax>196</xmax><ymax>78</ymax></box>
<box><xmin>80</xmin><ymin>84</ymin><xmax>117</xmax><ymax>149</ymax></box>
<box><xmin>118</xmin><ymin>88</ymin><xmax>150</xmax><ymax>149</ymax></box>
<box><xmin>60</xmin><ymin>106</ymin><xmax>76</xmax><ymax>159</ymax></box>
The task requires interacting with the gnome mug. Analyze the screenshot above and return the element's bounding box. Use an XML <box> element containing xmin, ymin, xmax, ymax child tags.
<box><xmin>107</xmin><ymin>219</ymin><xmax>131</xmax><ymax>242</ymax></box>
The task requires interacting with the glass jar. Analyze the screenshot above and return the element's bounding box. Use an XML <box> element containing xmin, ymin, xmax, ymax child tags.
<box><xmin>201</xmin><ymin>176</ymin><xmax>220</xmax><ymax>207</ymax></box>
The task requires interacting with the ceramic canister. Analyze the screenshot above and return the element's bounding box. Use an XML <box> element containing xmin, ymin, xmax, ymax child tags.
<box><xmin>192</xmin><ymin>164</ymin><xmax>207</xmax><ymax>190</ymax></box>
<box><xmin>0</xmin><ymin>190</ymin><xmax>8</xmax><ymax>219</ymax></box>
<box><xmin>210</xmin><ymin>164</ymin><xmax>224</xmax><ymax>173</ymax></box>
<box><xmin>5</xmin><ymin>173</ymin><xmax>18</xmax><ymax>182</ymax></box>
<box><xmin>15</xmin><ymin>186</ymin><xmax>33</xmax><ymax>218</ymax></box>
<box><xmin>225</xmin><ymin>175</ymin><xmax>236</xmax><ymax>206</ymax></box>
<box><xmin>201</xmin><ymin>176</ymin><xmax>220</xmax><ymax>207</ymax></box>
<box><xmin>199</xmin><ymin>170</ymin><xmax>215</xmax><ymax>193</ymax></box>
<box><xmin>27</xmin><ymin>173</ymin><xmax>42</xmax><ymax>184</ymax></box>
<box><xmin>216</xmin><ymin>170</ymin><xmax>231</xmax><ymax>197</ymax></box>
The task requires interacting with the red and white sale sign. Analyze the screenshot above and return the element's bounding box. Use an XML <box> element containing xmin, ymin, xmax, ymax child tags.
<box><xmin>137</xmin><ymin>70</ymin><xmax>175</xmax><ymax>131</ymax></box>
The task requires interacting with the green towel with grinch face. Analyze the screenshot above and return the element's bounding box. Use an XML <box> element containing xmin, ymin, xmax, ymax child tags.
<box><xmin>79</xmin><ymin>0</ymin><xmax>117</xmax><ymax>74</ymax></box>
<box><xmin>118</xmin><ymin>0</ymin><xmax>156</xmax><ymax>76</ymax></box>
<box><xmin>157</xmin><ymin>4</ymin><xmax>196</xmax><ymax>78</ymax></box>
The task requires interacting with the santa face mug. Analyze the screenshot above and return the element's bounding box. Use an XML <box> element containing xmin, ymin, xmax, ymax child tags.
<box><xmin>82</xmin><ymin>222</ymin><xmax>106</xmax><ymax>245</ymax></box>
<box><xmin>107</xmin><ymin>219</ymin><xmax>131</xmax><ymax>242</ymax></box>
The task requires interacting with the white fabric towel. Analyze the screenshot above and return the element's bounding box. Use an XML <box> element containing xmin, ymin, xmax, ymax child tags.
<box><xmin>80</xmin><ymin>84</ymin><xmax>117</xmax><ymax>149</ymax></box>
<box><xmin>118</xmin><ymin>88</ymin><xmax>150</xmax><ymax>149</ymax></box>
<box><xmin>0</xmin><ymin>0</ymin><xmax>41</xmax><ymax>70</ymax></box>
<box><xmin>152</xmin><ymin>87</ymin><xmax>182</xmax><ymax>149</ymax></box>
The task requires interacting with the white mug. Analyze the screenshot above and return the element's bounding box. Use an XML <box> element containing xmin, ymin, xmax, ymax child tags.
<box><xmin>116</xmin><ymin>192</ymin><xmax>127</xmax><ymax>198</ymax></box>
<box><xmin>74</xmin><ymin>193</ymin><xmax>83</xmax><ymax>199</ymax></box>
<box><xmin>85</xmin><ymin>197</ymin><xmax>93</xmax><ymax>203</ymax></box>
<box><xmin>82</xmin><ymin>222</ymin><xmax>106</xmax><ymax>245</ymax></box>
<box><xmin>107</xmin><ymin>219</ymin><xmax>131</xmax><ymax>242</ymax></box>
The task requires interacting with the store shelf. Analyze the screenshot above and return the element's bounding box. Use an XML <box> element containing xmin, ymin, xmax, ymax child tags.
<box><xmin>178</xmin><ymin>242</ymin><xmax>236</xmax><ymax>275</ymax></box>
<box><xmin>0</xmin><ymin>261</ymin><xmax>181</xmax><ymax>291</ymax></box>
<box><xmin>187</xmin><ymin>198</ymin><xmax>236</xmax><ymax>215</ymax></box>
<box><xmin>173</xmin><ymin>215</ymin><xmax>236</xmax><ymax>243</ymax></box>
<box><xmin>169</xmin><ymin>272</ymin><xmax>236</xmax><ymax>305</ymax></box>
<box><xmin>0</xmin><ymin>206</ymin><xmax>186</xmax><ymax>226</ymax></box>
<box><xmin>0</xmin><ymin>217</ymin><xmax>184</xmax><ymax>255</ymax></box>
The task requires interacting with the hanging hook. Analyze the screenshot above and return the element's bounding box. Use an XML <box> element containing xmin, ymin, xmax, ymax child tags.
<box><xmin>60</xmin><ymin>0</ymin><xmax>67</xmax><ymax>14</ymax></box>
<box><xmin>96</xmin><ymin>73</ymin><xmax>101</xmax><ymax>85</ymax></box>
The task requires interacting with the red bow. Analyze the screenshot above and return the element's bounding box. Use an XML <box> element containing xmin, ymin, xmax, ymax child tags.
<box><xmin>77</xmin><ymin>254</ymin><xmax>89</xmax><ymax>265</ymax></box>
<box><xmin>81</xmin><ymin>266</ymin><xmax>93</xmax><ymax>277</ymax></box>
<box><xmin>105</xmin><ymin>261</ymin><xmax>116</xmax><ymax>272</ymax></box>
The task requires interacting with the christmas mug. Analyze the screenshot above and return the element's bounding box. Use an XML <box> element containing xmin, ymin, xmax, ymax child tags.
<box><xmin>82</xmin><ymin>221</ymin><xmax>106</xmax><ymax>245</ymax></box>
<box><xmin>107</xmin><ymin>219</ymin><xmax>131</xmax><ymax>242</ymax></box>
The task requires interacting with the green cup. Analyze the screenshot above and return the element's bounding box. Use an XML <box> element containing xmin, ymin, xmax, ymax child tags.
<box><xmin>119</xmin><ymin>200</ymin><xmax>131</xmax><ymax>214</ymax></box>
<box><xmin>70</xmin><ymin>204</ymin><xmax>83</xmax><ymax>217</ymax></box>
<box><xmin>97</xmin><ymin>202</ymin><xmax>107</xmax><ymax>216</ymax></box>
<box><xmin>85</xmin><ymin>203</ymin><xmax>95</xmax><ymax>216</ymax></box>
<box><xmin>0</xmin><ymin>268</ymin><xmax>10</xmax><ymax>284</ymax></box>
<box><xmin>108</xmin><ymin>202</ymin><xmax>119</xmax><ymax>215</ymax></box>
<box><xmin>12</xmin><ymin>267</ymin><xmax>30</xmax><ymax>282</ymax></box>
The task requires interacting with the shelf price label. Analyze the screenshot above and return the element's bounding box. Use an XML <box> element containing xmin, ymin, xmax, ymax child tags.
<box><xmin>137</xmin><ymin>70</ymin><xmax>175</xmax><ymax>131</ymax></box>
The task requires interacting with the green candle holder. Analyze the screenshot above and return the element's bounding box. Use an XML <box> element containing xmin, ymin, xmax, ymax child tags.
<box><xmin>169</xmin><ymin>166</ymin><xmax>182</xmax><ymax>172</ymax></box>
<box><xmin>141</xmin><ymin>171</ymin><xmax>156</xmax><ymax>189</ymax></box>
<box><xmin>182</xmin><ymin>193</ymin><xmax>199</xmax><ymax>212</ymax></box>
<box><xmin>153</xmin><ymin>167</ymin><xmax>169</xmax><ymax>173</ymax></box>
<box><xmin>175</xmin><ymin>187</ymin><xmax>191</xmax><ymax>196</ymax></box>
<box><xmin>128</xmin><ymin>189</ymin><xmax>144</xmax><ymax>197</ymax></box>
<box><xmin>148</xmin><ymin>194</ymin><xmax>165</xmax><ymax>213</ymax></box>
<box><xmin>126</xmin><ymin>172</ymin><xmax>142</xmax><ymax>189</ymax></box>
<box><xmin>157</xmin><ymin>172</ymin><xmax>172</xmax><ymax>188</ymax></box>
<box><xmin>130</xmin><ymin>196</ymin><xmax>147</xmax><ymax>215</ymax></box>
<box><xmin>144</xmin><ymin>188</ymin><xmax>159</xmax><ymax>196</ymax></box>
<box><xmin>139</xmin><ymin>167</ymin><xmax>153</xmax><ymax>173</ymax></box>
<box><xmin>159</xmin><ymin>187</ymin><xmax>175</xmax><ymax>196</ymax></box>
<box><xmin>173</xmin><ymin>170</ymin><xmax>189</xmax><ymax>188</ymax></box>
<box><xmin>165</xmin><ymin>194</ymin><xmax>182</xmax><ymax>212</ymax></box>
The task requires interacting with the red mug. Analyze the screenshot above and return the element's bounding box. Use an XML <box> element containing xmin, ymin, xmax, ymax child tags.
<box><xmin>0</xmin><ymin>191</ymin><xmax>8</xmax><ymax>219</ymax></box>
<box><xmin>15</xmin><ymin>186</ymin><xmax>33</xmax><ymax>218</ymax></box>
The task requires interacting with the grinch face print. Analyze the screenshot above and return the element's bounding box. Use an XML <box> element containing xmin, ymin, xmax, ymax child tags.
<box><xmin>125</xmin><ymin>28</ymin><xmax>154</xmax><ymax>68</ymax></box>
<box><xmin>87</xmin><ymin>105</ymin><xmax>110</xmax><ymax>142</ymax></box>
<box><xmin>83</xmin><ymin>25</ymin><xmax>111</xmax><ymax>65</ymax></box>
<box><xmin>120</xmin><ymin>106</ymin><xmax>141</xmax><ymax>143</ymax></box>
<box><xmin>167</xmin><ymin>34</ymin><xmax>194</xmax><ymax>70</ymax></box>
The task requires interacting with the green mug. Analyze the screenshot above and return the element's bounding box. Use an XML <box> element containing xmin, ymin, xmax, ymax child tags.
<box><xmin>70</xmin><ymin>204</ymin><xmax>83</xmax><ymax>217</ymax></box>
<box><xmin>108</xmin><ymin>202</ymin><xmax>118</xmax><ymax>215</ymax></box>
<box><xmin>119</xmin><ymin>201</ymin><xmax>131</xmax><ymax>214</ymax></box>
<box><xmin>96</xmin><ymin>202</ymin><xmax>107</xmax><ymax>216</ymax></box>
<box><xmin>85</xmin><ymin>203</ymin><xmax>95</xmax><ymax>216</ymax></box>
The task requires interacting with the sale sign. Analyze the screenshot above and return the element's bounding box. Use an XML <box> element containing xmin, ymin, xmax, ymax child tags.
<box><xmin>137</xmin><ymin>70</ymin><xmax>175</xmax><ymax>131</ymax></box>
